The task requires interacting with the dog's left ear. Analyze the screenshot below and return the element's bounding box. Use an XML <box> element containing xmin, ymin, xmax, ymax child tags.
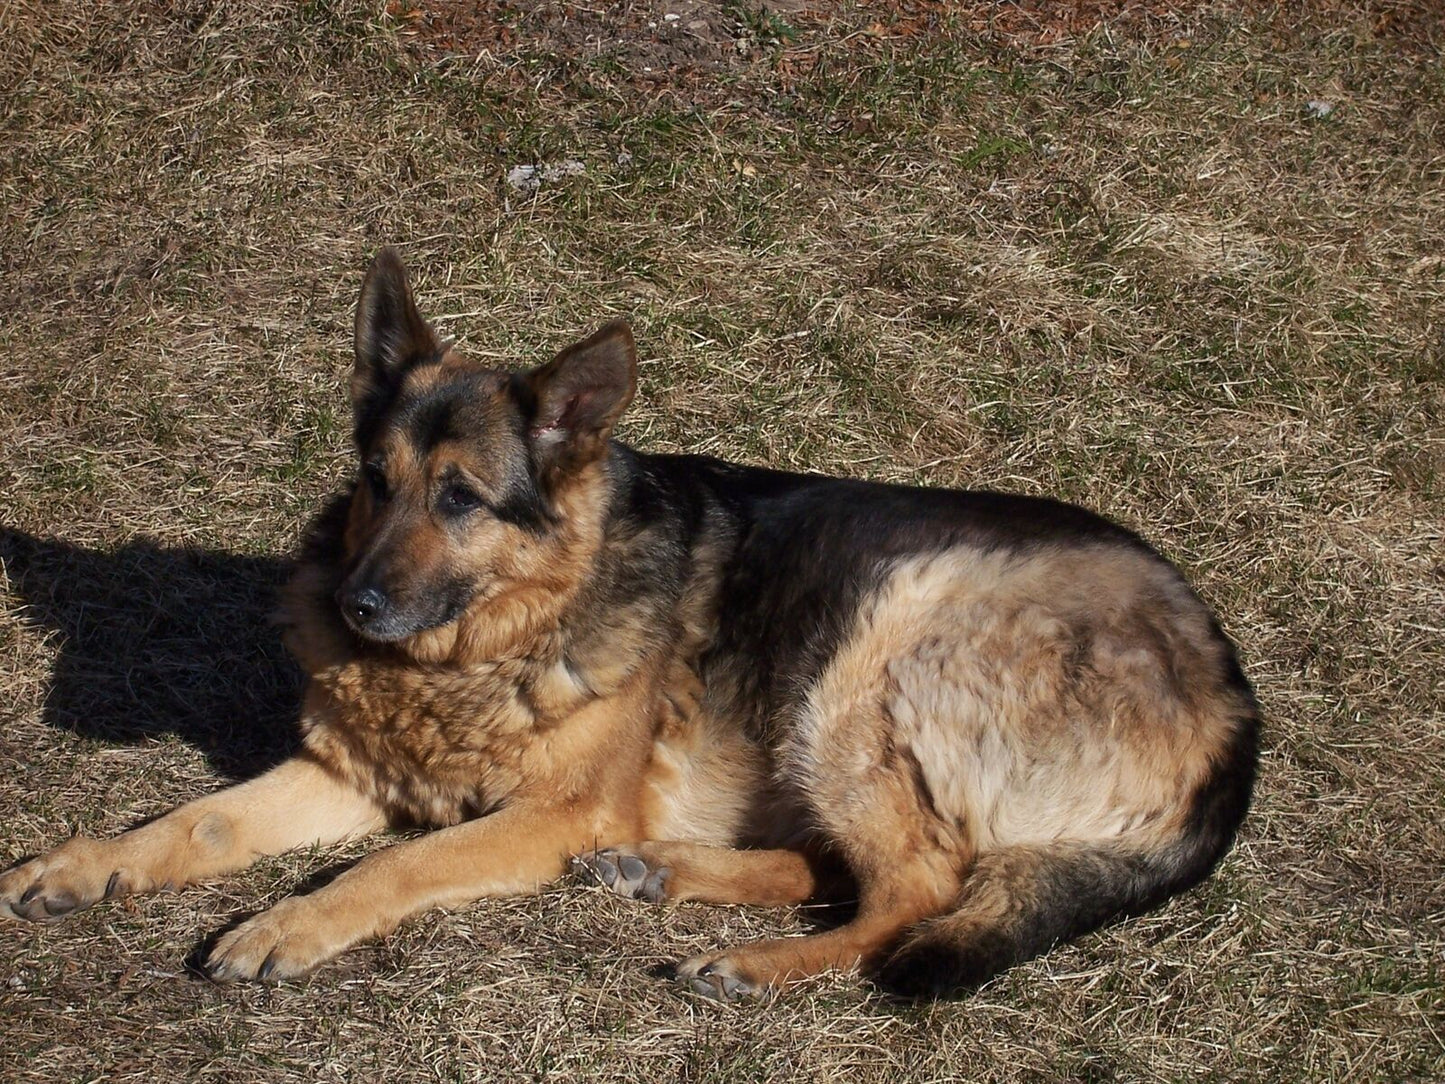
<box><xmin>524</xmin><ymin>320</ymin><xmax>637</xmax><ymax>476</ymax></box>
<box><xmin>352</xmin><ymin>247</ymin><xmax>441</xmax><ymax>410</ymax></box>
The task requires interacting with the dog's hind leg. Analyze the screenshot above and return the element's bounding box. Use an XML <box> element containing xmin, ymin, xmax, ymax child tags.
<box><xmin>671</xmin><ymin>657</ymin><xmax>973</xmax><ymax>999</ymax></box>
<box><xmin>0</xmin><ymin>754</ymin><xmax>386</xmax><ymax>922</ymax></box>
<box><xmin>665</xmin><ymin>734</ymin><xmax>969</xmax><ymax>1000</ymax></box>
<box><xmin>672</xmin><ymin>865</ymin><xmax>960</xmax><ymax>1000</ymax></box>
<box><xmin>572</xmin><ymin>842</ymin><xmax>842</xmax><ymax>906</ymax></box>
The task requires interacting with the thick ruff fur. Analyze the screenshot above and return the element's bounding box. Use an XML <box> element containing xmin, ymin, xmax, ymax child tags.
<box><xmin>0</xmin><ymin>249</ymin><xmax>1259</xmax><ymax>1000</ymax></box>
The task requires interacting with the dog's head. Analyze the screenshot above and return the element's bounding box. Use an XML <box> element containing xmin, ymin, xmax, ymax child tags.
<box><xmin>334</xmin><ymin>247</ymin><xmax>635</xmax><ymax>660</ymax></box>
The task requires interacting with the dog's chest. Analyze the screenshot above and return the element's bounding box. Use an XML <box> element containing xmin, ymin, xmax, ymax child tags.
<box><xmin>298</xmin><ymin>656</ymin><xmax>588</xmax><ymax>825</ymax></box>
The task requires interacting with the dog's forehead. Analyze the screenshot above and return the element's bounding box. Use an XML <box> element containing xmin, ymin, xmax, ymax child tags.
<box><xmin>377</xmin><ymin>366</ymin><xmax>516</xmax><ymax>462</ymax></box>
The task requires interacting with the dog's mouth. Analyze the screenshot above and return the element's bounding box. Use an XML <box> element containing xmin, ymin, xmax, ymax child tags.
<box><xmin>340</xmin><ymin>608</ymin><xmax>417</xmax><ymax>643</ymax></box>
<box><xmin>336</xmin><ymin>586</ymin><xmax>472</xmax><ymax>643</ymax></box>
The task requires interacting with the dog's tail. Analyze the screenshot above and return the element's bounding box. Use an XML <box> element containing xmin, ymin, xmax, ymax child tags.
<box><xmin>874</xmin><ymin>702</ymin><xmax>1259</xmax><ymax>998</ymax></box>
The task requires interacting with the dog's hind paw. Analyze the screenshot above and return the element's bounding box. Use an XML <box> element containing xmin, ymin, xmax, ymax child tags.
<box><xmin>571</xmin><ymin>848</ymin><xmax>670</xmax><ymax>903</ymax></box>
<box><xmin>674</xmin><ymin>954</ymin><xmax>767</xmax><ymax>1002</ymax></box>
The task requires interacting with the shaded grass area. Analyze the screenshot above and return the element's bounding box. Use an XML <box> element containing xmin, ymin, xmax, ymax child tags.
<box><xmin>1</xmin><ymin>1</ymin><xmax>1442</xmax><ymax>1080</ymax></box>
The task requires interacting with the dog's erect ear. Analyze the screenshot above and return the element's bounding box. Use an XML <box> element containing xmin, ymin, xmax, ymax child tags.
<box><xmin>524</xmin><ymin>320</ymin><xmax>637</xmax><ymax>476</ymax></box>
<box><xmin>352</xmin><ymin>247</ymin><xmax>440</xmax><ymax>408</ymax></box>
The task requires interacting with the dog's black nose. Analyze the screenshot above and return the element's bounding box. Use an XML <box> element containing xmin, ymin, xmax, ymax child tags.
<box><xmin>339</xmin><ymin>586</ymin><xmax>388</xmax><ymax>626</ymax></box>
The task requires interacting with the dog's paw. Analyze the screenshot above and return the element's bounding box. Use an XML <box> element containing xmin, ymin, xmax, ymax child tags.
<box><xmin>675</xmin><ymin>953</ymin><xmax>768</xmax><ymax>1002</ymax></box>
<box><xmin>205</xmin><ymin>898</ymin><xmax>337</xmax><ymax>983</ymax></box>
<box><xmin>0</xmin><ymin>838</ymin><xmax>136</xmax><ymax>922</ymax></box>
<box><xmin>571</xmin><ymin>848</ymin><xmax>670</xmax><ymax>903</ymax></box>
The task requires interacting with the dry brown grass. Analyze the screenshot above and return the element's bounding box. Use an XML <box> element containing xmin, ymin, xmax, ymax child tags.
<box><xmin>1</xmin><ymin>1</ymin><xmax>1442</xmax><ymax>1080</ymax></box>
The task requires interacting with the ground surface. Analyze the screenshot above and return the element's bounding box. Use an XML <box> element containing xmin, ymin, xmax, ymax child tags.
<box><xmin>1</xmin><ymin>1</ymin><xmax>1442</xmax><ymax>1081</ymax></box>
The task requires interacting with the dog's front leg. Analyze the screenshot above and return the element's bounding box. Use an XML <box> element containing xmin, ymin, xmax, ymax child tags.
<box><xmin>0</xmin><ymin>755</ymin><xmax>386</xmax><ymax>921</ymax></box>
<box><xmin>204</xmin><ymin>799</ymin><xmax>603</xmax><ymax>982</ymax></box>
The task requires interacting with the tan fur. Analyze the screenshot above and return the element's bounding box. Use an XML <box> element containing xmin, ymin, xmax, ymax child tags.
<box><xmin>795</xmin><ymin>546</ymin><xmax>1238</xmax><ymax>855</ymax></box>
<box><xmin>1</xmin><ymin>268</ymin><xmax>1252</xmax><ymax>998</ymax></box>
<box><xmin>0</xmin><ymin>444</ymin><xmax>1245</xmax><ymax>995</ymax></box>
<box><xmin>0</xmin><ymin>442</ymin><xmax>1245</xmax><ymax>992</ymax></box>
<box><xmin>665</xmin><ymin>544</ymin><xmax>1250</xmax><ymax>990</ymax></box>
<box><xmin>291</xmin><ymin>467</ymin><xmax>620</xmax><ymax>826</ymax></box>
<box><xmin>581</xmin><ymin>842</ymin><xmax>825</xmax><ymax>907</ymax></box>
<box><xmin>0</xmin><ymin>757</ymin><xmax>384</xmax><ymax>922</ymax></box>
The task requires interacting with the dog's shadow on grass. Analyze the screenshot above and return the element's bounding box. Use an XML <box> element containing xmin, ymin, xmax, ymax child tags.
<box><xmin>0</xmin><ymin>528</ymin><xmax>302</xmax><ymax>780</ymax></box>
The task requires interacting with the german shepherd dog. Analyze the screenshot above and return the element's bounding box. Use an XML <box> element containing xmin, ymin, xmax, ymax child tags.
<box><xmin>0</xmin><ymin>250</ymin><xmax>1258</xmax><ymax>999</ymax></box>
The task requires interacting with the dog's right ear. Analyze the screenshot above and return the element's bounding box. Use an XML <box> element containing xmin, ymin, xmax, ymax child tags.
<box><xmin>352</xmin><ymin>247</ymin><xmax>440</xmax><ymax>409</ymax></box>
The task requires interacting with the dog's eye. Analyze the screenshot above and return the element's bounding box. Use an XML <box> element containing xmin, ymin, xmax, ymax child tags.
<box><xmin>441</xmin><ymin>484</ymin><xmax>482</xmax><ymax>516</ymax></box>
<box><xmin>364</xmin><ymin>464</ymin><xmax>388</xmax><ymax>501</ymax></box>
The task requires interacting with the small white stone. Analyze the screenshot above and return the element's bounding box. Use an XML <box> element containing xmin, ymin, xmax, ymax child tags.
<box><xmin>506</xmin><ymin>160</ymin><xmax>585</xmax><ymax>192</ymax></box>
<box><xmin>506</xmin><ymin>164</ymin><xmax>541</xmax><ymax>192</ymax></box>
<box><xmin>541</xmin><ymin>160</ymin><xmax>586</xmax><ymax>183</ymax></box>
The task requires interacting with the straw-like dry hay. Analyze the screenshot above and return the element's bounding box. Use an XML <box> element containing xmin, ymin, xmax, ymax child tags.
<box><xmin>1</xmin><ymin>2</ymin><xmax>1441</xmax><ymax>1080</ymax></box>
